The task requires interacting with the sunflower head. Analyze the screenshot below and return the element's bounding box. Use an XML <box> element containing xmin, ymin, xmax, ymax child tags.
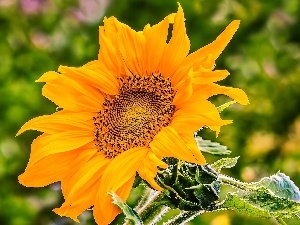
<box><xmin>94</xmin><ymin>73</ymin><xmax>176</xmax><ymax>158</ymax></box>
<box><xmin>18</xmin><ymin>4</ymin><xmax>248</xmax><ymax>225</ymax></box>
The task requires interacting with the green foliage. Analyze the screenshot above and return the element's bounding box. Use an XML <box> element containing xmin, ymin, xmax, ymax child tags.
<box><xmin>221</xmin><ymin>186</ymin><xmax>300</xmax><ymax>221</ymax></box>
<box><xmin>220</xmin><ymin>172</ymin><xmax>300</xmax><ymax>224</ymax></box>
<box><xmin>221</xmin><ymin>190</ymin><xmax>300</xmax><ymax>221</ymax></box>
<box><xmin>195</xmin><ymin>137</ymin><xmax>231</xmax><ymax>155</ymax></box>
<box><xmin>112</xmin><ymin>159</ymin><xmax>300</xmax><ymax>225</ymax></box>
<box><xmin>211</xmin><ymin>157</ymin><xmax>240</xmax><ymax>173</ymax></box>
<box><xmin>156</xmin><ymin>158</ymin><xmax>221</xmax><ymax>211</ymax></box>
<box><xmin>255</xmin><ymin>172</ymin><xmax>300</xmax><ymax>202</ymax></box>
<box><xmin>109</xmin><ymin>192</ymin><xmax>143</xmax><ymax>225</ymax></box>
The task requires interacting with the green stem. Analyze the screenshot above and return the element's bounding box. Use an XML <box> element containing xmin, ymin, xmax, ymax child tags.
<box><xmin>141</xmin><ymin>205</ymin><xmax>169</xmax><ymax>225</ymax></box>
<box><xmin>276</xmin><ymin>218</ymin><xmax>287</xmax><ymax>225</ymax></box>
<box><xmin>163</xmin><ymin>210</ymin><xmax>205</xmax><ymax>225</ymax></box>
<box><xmin>134</xmin><ymin>188</ymin><xmax>157</xmax><ymax>213</ymax></box>
<box><xmin>125</xmin><ymin>187</ymin><xmax>170</xmax><ymax>225</ymax></box>
<box><xmin>137</xmin><ymin>190</ymin><xmax>169</xmax><ymax>225</ymax></box>
<box><xmin>218</xmin><ymin>174</ymin><xmax>249</xmax><ymax>190</ymax></box>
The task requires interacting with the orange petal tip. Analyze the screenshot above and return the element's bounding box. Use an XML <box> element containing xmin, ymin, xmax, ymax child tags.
<box><xmin>35</xmin><ymin>71</ymin><xmax>59</xmax><ymax>82</ymax></box>
<box><xmin>18</xmin><ymin>174</ymin><xmax>24</xmax><ymax>185</ymax></box>
<box><xmin>52</xmin><ymin>208</ymin><xmax>80</xmax><ymax>223</ymax></box>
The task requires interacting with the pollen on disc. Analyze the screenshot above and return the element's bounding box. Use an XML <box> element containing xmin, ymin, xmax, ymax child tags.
<box><xmin>94</xmin><ymin>74</ymin><xmax>176</xmax><ymax>158</ymax></box>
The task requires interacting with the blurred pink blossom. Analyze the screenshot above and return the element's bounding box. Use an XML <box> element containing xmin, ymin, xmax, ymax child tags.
<box><xmin>73</xmin><ymin>0</ymin><xmax>110</xmax><ymax>24</ymax></box>
<box><xmin>20</xmin><ymin>0</ymin><xmax>46</xmax><ymax>14</ymax></box>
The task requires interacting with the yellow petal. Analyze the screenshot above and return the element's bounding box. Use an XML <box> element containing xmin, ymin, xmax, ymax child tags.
<box><xmin>172</xmin><ymin>53</ymin><xmax>216</xmax><ymax>87</ymax></box>
<box><xmin>99</xmin><ymin>26</ymin><xmax>122</xmax><ymax>79</ymax></box>
<box><xmin>115</xmin><ymin>18</ymin><xmax>146</xmax><ymax>76</ymax></box>
<box><xmin>138</xmin><ymin>164</ymin><xmax>162</xmax><ymax>190</ymax></box>
<box><xmin>42</xmin><ymin>68</ymin><xmax>105</xmax><ymax>101</ymax></box>
<box><xmin>184</xmin><ymin>20</ymin><xmax>240</xmax><ymax>65</ymax></box>
<box><xmin>99</xmin><ymin>17</ymin><xmax>131</xmax><ymax>77</ymax></box>
<box><xmin>100</xmin><ymin>146</ymin><xmax>148</xmax><ymax>191</ymax></box>
<box><xmin>41</xmin><ymin>72</ymin><xmax>104</xmax><ymax>112</ymax></box>
<box><xmin>179</xmin><ymin>133</ymin><xmax>206</xmax><ymax>164</ymax></box>
<box><xmin>198</xmin><ymin>54</ymin><xmax>216</xmax><ymax>71</ymax></box>
<box><xmin>18</xmin><ymin>146</ymin><xmax>95</xmax><ymax>187</ymax></box>
<box><xmin>54</xmin><ymin>153</ymin><xmax>109</xmax><ymax>222</ymax></box>
<box><xmin>62</xmin><ymin>153</ymin><xmax>109</xmax><ymax>202</ymax></box>
<box><xmin>36</xmin><ymin>71</ymin><xmax>59</xmax><ymax>82</ymax></box>
<box><xmin>195</xmin><ymin>83</ymin><xmax>249</xmax><ymax>105</ymax></box>
<box><xmin>160</xmin><ymin>3</ymin><xmax>190</xmax><ymax>78</ymax></box>
<box><xmin>171</xmin><ymin>112</ymin><xmax>231</xmax><ymax>136</ymax></box>
<box><xmin>150</xmin><ymin>126</ymin><xmax>201</xmax><ymax>164</ymax></box>
<box><xmin>172</xmin><ymin>90</ymin><xmax>232</xmax><ymax>134</ymax></box>
<box><xmin>96</xmin><ymin>146</ymin><xmax>148</xmax><ymax>223</ymax></box>
<box><xmin>193</xmin><ymin>70</ymin><xmax>230</xmax><ymax>84</ymax></box>
<box><xmin>143</xmin><ymin>15</ymin><xmax>169</xmax><ymax>74</ymax></box>
<box><xmin>59</xmin><ymin>64</ymin><xmax>119</xmax><ymax>95</ymax></box>
<box><xmin>54</xmin><ymin>179</ymin><xmax>100</xmax><ymax>222</ymax></box>
<box><xmin>94</xmin><ymin>174</ymin><xmax>136</xmax><ymax>225</ymax></box>
<box><xmin>17</xmin><ymin>111</ymin><xmax>94</xmax><ymax>136</ymax></box>
<box><xmin>137</xmin><ymin>151</ymin><xmax>168</xmax><ymax>191</ymax></box>
<box><xmin>28</xmin><ymin>131</ymin><xmax>95</xmax><ymax>167</ymax></box>
<box><xmin>172</xmin><ymin>68</ymin><xmax>193</xmax><ymax>106</ymax></box>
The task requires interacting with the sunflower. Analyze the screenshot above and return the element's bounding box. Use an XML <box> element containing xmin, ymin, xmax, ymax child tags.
<box><xmin>18</xmin><ymin>4</ymin><xmax>248</xmax><ymax>225</ymax></box>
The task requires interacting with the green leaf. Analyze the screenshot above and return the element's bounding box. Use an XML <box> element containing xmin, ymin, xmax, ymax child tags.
<box><xmin>211</xmin><ymin>157</ymin><xmax>239</xmax><ymax>173</ymax></box>
<box><xmin>195</xmin><ymin>136</ymin><xmax>231</xmax><ymax>155</ymax></box>
<box><xmin>221</xmin><ymin>192</ymin><xmax>272</xmax><ymax>218</ymax></box>
<box><xmin>109</xmin><ymin>191</ymin><xmax>143</xmax><ymax>225</ymax></box>
<box><xmin>219</xmin><ymin>172</ymin><xmax>300</xmax><ymax>223</ymax></box>
<box><xmin>221</xmin><ymin>187</ymin><xmax>300</xmax><ymax>220</ymax></box>
<box><xmin>254</xmin><ymin>172</ymin><xmax>300</xmax><ymax>202</ymax></box>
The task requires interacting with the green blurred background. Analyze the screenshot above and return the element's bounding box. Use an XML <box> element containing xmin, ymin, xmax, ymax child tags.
<box><xmin>1</xmin><ymin>0</ymin><xmax>300</xmax><ymax>224</ymax></box>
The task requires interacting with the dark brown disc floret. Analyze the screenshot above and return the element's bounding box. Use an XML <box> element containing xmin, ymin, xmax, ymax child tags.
<box><xmin>94</xmin><ymin>74</ymin><xmax>176</xmax><ymax>158</ymax></box>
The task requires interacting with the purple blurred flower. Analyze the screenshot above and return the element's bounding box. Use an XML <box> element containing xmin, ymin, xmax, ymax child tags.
<box><xmin>20</xmin><ymin>0</ymin><xmax>46</xmax><ymax>14</ymax></box>
<box><xmin>73</xmin><ymin>0</ymin><xmax>110</xmax><ymax>24</ymax></box>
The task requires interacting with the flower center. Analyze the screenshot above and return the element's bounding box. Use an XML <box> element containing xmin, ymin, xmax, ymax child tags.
<box><xmin>94</xmin><ymin>74</ymin><xmax>176</xmax><ymax>158</ymax></box>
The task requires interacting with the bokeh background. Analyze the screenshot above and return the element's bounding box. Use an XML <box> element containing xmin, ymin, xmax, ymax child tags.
<box><xmin>1</xmin><ymin>0</ymin><xmax>300</xmax><ymax>224</ymax></box>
